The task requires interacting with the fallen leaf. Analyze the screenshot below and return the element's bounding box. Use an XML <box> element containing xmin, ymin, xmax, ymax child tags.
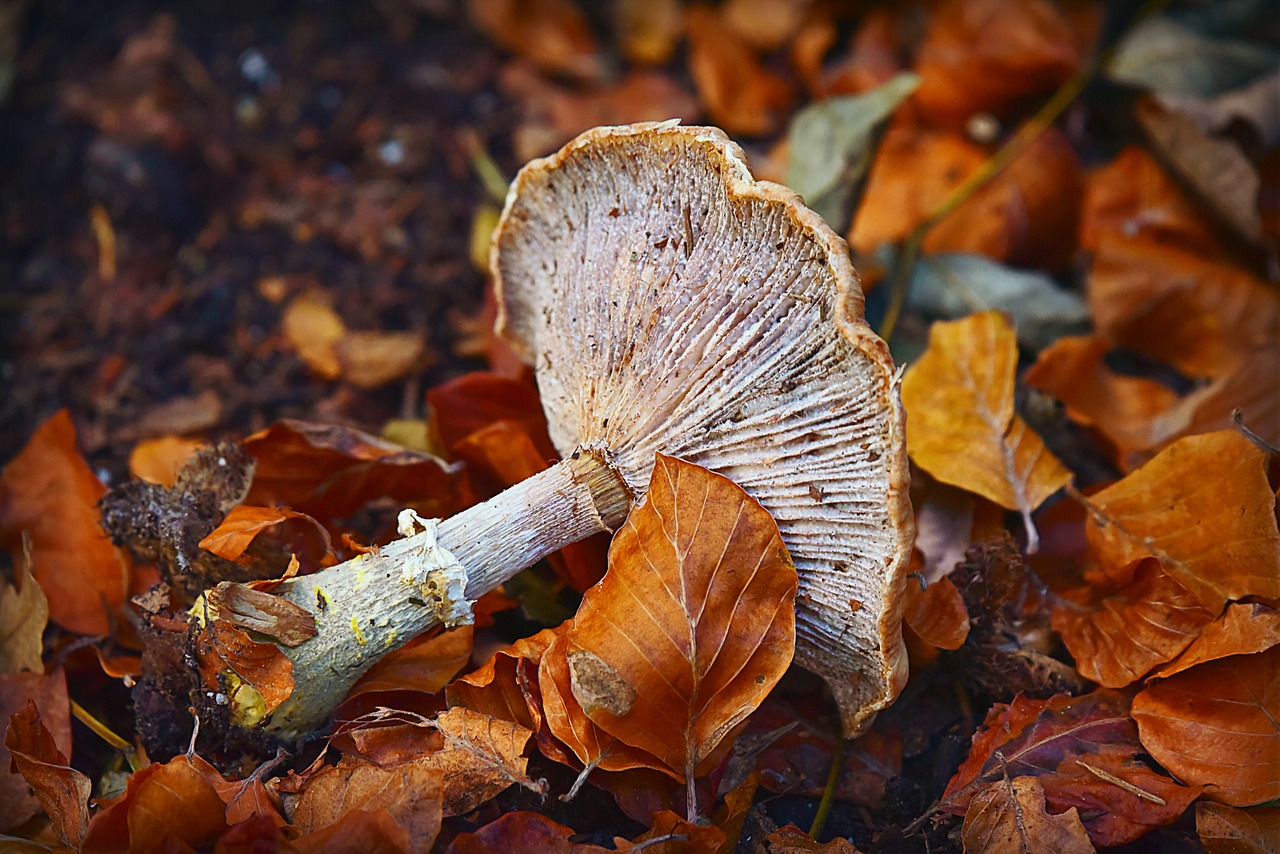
<box><xmin>1147</xmin><ymin>349</ymin><xmax>1280</xmax><ymax>451</ymax></box>
<box><xmin>616</xmin><ymin>0</ymin><xmax>683</xmax><ymax>65</ymax></box>
<box><xmin>685</xmin><ymin>4</ymin><xmax>794</xmax><ymax>136</ymax></box>
<box><xmin>1196</xmin><ymin>802</ymin><xmax>1280</xmax><ymax>854</ymax></box>
<box><xmin>566</xmin><ymin>455</ymin><xmax>796</xmax><ymax>797</ymax></box>
<box><xmin>345</xmin><ymin>625</ymin><xmax>473</xmax><ymax>700</ymax></box>
<box><xmin>243</xmin><ymin>419</ymin><xmax>463</xmax><ymax>521</ymax></box>
<box><xmin>444</xmin><ymin>811</ymin><xmax>614</xmax><ymax>854</ymax></box>
<box><xmin>128</xmin><ymin>435</ymin><xmax>206</xmax><ymax>486</ymax></box>
<box><xmin>197</xmin><ymin>504</ymin><xmax>331</xmax><ymax>568</ymax></box>
<box><xmin>195</xmin><ymin>618</ymin><xmax>295</xmax><ymax>724</ymax></box>
<box><xmin>1152</xmin><ymin>602</ymin><xmax>1280</xmax><ymax>679</ymax></box>
<box><xmin>214</xmin><ymin>774</ymin><xmax>287</xmax><ymax>826</ymax></box>
<box><xmin>1081</xmin><ymin>430</ymin><xmax>1280</xmax><ymax>613</ymax></box>
<box><xmin>1133</xmin><ymin>646</ymin><xmax>1280</xmax><ymax>806</ymax></box>
<box><xmin>0</xmin><ymin>410</ymin><xmax>130</xmax><ymax>635</ymax></box>
<box><xmin>0</xmin><ymin>670</ymin><xmax>70</xmax><ymax>833</ymax></box>
<box><xmin>446</xmin><ymin>627</ymin><xmax>556</xmax><ymax>730</ymax></box>
<box><xmin>282</xmin><ymin>290</ymin><xmax>346</xmax><ymax>381</ymax></box>
<box><xmin>721</xmin><ymin>0</ymin><xmax>808</xmax><ymax>53</ymax></box>
<box><xmin>335</xmin><ymin>330</ymin><xmax>428</xmax><ymax>390</ymax></box>
<box><xmin>81</xmin><ymin>754</ymin><xmax>229</xmax><ymax>854</ymax></box>
<box><xmin>465</xmin><ymin>0</ymin><xmax>602</xmax><ymax>81</ymax></box>
<box><xmin>291</xmin><ymin>809</ymin><xmax>413</xmax><ymax>854</ymax></box>
<box><xmin>627</xmin><ymin>810</ymin><xmax>726</xmax><ymax>852</ymax></box>
<box><xmin>962</xmin><ymin>774</ymin><xmax>1094</xmax><ymax>854</ymax></box>
<box><xmin>290</xmin><ymin>755</ymin><xmax>443</xmax><ymax>849</ymax></box>
<box><xmin>1107</xmin><ymin>14</ymin><xmax>1279</xmax><ymax>98</ymax></box>
<box><xmin>943</xmin><ymin>690</ymin><xmax>1201</xmax><ymax>846</ymax></box>
<box><xmin>1158</xmin><ymin>67</ymin><xmax>1280</xmax><ymax>149</ymax></box>
<box><xmin>1051</xmin><ymin>557</ymin><xmax>1214</xmax><ymax>688</ymax></box>
<box><xmin>901</xmin><ymin>312</ymin><xmax>1071</xmax><ymax>550</ymax></box>
<box><xmin>127</xmin><ymin>389</ymin><xmax>223</xmax><ymax>441</ymax></box>
<box><xmin>427</xmin><ymin>706</ymin><xmax>546</xmax><ymax>815</ymax></box>
<box><xmin>763</xmin><ymin>824</ymin><xmax>862</xmax><ymax>852</ymax></box>
<box><xmin>208</xmin><ymin>581</ymin><xmax>318</xmax><ymax>647</ymax></box>
<box><xmin>426</xmin><ymin>371</ymin><xmax>554</xmax><ymax>459</ymax></box>
<box><xmin>822</xmin><ymin>9</ymin><xmax>906</xmax><ymax>98</ymax></box>
<box><xmin>903</xmin><ymin>575</ymin><xmax>970</xmax><ymax>651</ymax></box>
<box><xmin>4</xmin><ymin>700</ymin><xmax>90</xmax><ymax>848</ymax></box>
<box><xmin>0</xmin><ymin>557</ymin><xmax>48</xmax><ymax>674</ymax></box>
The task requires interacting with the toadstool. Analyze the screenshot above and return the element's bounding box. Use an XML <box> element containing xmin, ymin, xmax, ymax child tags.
<box><xmin>222</xmin><ymin>121</ymin><xmax>913</xmax><ymax>739</ymax></box>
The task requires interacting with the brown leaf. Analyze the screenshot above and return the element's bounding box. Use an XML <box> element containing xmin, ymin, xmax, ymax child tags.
<box><xmin>763</xmin><ymin>824</ymin><xmax>863</xmax><ymax>852</ymax></box>
<box><xmin>291</xmin><ymin>755</ymin><xmax>443</xmax><ymax>849</ymax></box>
<box><xmin>617</xmin><ymin>0</ymin><xmax>683</xmax><ymax>65</ymax></box>
<box><xmin>290</xmin><ymin>809</ymin><xmax>413</xmax><ymax>854</ymax></box>
<box><xmin>445</xmin><ymin>810</ymin><xmax>615</xmax><ymax>854</ymax></box>
<box><xmin>196</xmin><ymin>618</ymin><xmax>295</xmax><ymax>723</ymax></box>
<box><xmin>943</xmin><ymin>690</ymin><xmax>1201</xmax><ymax>846</ymax></box>
<box><xmin>128</xmin><ymin>436</ymin><xmax>206</xmax><ymax>486</ymax></box>
<box><xmin>0</xmin><ymin>410</ymin><xmax>130</xmax><ymax>635</ymax></box>
<box><xmin>1051</xmin><ymin>558</ymin><xmax>1214</xmax><ymax>688</ymax></box>
<box><xmin>902</xmin><ymin>312</ymin><xmax>1071</xmax><ymax>550</ymax></box>
<box><xmin>214</xmin><ymin>775</ymin><xmax>287</xmax><ymax>826</ymax></box>
<box><xmin>1133</xmin><ymin>645</ymin><xmax>1280</xmax><ymax>806</ymax></box>
<box><xmin>428</xmin><ymin>706</ymin><xmax>545</xmax><ymax>815</ymax></box>
<box><xmin>198</xmin><ymin>505</ymin><xmax>331</xmax><ymax>568</ymax></box>
<box><xmin>282</xmin><ymin>290</ymin><xmax>345</xmax><ymax>380</ymax></box>
<box><xmin>1082</xmin><ymin>431</ymin><xmax>1280</xmax><ymax>613</ymax></box>
<box><xmin>129</xmin><ymin>390</ymin><xmax>223</xmax><ymax>440</ymax></box>
<box><xmin>624</xmin><ymin>810</ymin><xmax>726</xmax><ymax>853</ymax></box>
<box><xmin>0</xmin><ymin>670</ymin><xmax>70</xmax><ymax>833</ymax></box>
<box><xmin>466</xmin><ymin>0</ymin><xmax>602</xmax><ymax>81</ymax></box>
<box><xmin>721</xmin><ymin>0</ymin><xmax>808</xmax><ymax>53</ymax></box>
<box><xmin>962</xmin><ymin>775</ymin><xmax>1094</xmax><ymax>854</ymax></box>
<box><xmin>209</xmin><ymin>582</ymin><xmax>318</xmax><ymax>647</ymax></box>
<box><xmin>685</xmin><ymin>4</ymin><xmax>794</xmax><ymax>136</ymax></box>
<box><xmin>4</xmin><ymin>700</ymin><xmax>90</xmax><ymax>848</ymax></box>
<box><xmin>82</xmin><ymin>754</ymin><xmax>230</xmax><ymax>854</ymax></box>
<box><xmin>903</xmin><ymin>575</ymin><xmax>970</xmax><ymax>651</ymax></box>
<box><xmin>346</xmin><ymin>625</ymin><xmax>473</xmax><ymax>699</ymax></box>
<box><xmin>913</xmin><ymin>0</ymin><xmax>1080</xmax><ymax>127</ymax></box>
<box><xmin>447</xmin><ymin>627</ymin><xmax>557</xmax><ymax>730</ymax></box>
<box><xmin>335</xmin><ymin>330</ymin><xmax>428</xmax><ymax>389</ymax></box>
<box><xmin>0</xmin><ymin>558</ymin><xmax>48</xmax><ymax>674</ymax></box>
<box><xmin>426</xmin><ymin>371</ymin><xmax>554</xmax><ymax>459</ymax></box>
<box><xmin>1152</xmin><ymin>602</ymin><xmax>1280</xmax><ymax>679</ymax></box>
<box><xmin>566</xmin><ymin>455</ymin><xmax>796</xmax><ymax>793</ymax></box>
<box><xmin>1196</xmin><ymin>802</ymin><xmax>1280</xmax><ymax>854</ymax></box>
<box><xmin>243</xmin><ymin>419</ymin><xmax>463</xmax><ymax>521</ymax></box>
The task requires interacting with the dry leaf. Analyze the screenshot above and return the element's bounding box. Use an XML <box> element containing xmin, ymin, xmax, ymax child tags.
<box><xmin>291</xmin><ymin>809</ymin><xmax>413</xmax><ymax>854</ymax></box>
<box><xmin>466</xmin><ymin>0</ymin><xmax>602</xmax><ymax>81</ymax></box>
<box><xmin>0</xmin><ymin>671</ymin><xmax>71</xmax><ymax>833</ymax></box>
<box><xmin>335</xmin><ymin>330</ymin><xmax>428</xmax><ymax>390</ymax></box>
<box><xmin>903</xmin><ymin>575</ymin><xmax>970</xmax><ymax>651</ymax></box>
<box><xmin>721</xmin><ymin>0</ymin><xmax>808</xmax><ymax>53</ymax></box>
<box><xmin>566</xmin><ymin>455</ymin><xmax>796</xmax><ymax>793</ymax></box>
<box><xmin>128</xmin><ymin>435</ymin><xmax>206</xmax><ymax>486</ymax></box>
<box><xmin>198</xmin><ymin>505</ymin><xmax>331</xmax><ymax>568</ymax></box>
<box><xmin>1051</xmin><ymin>557</ymin><xmax>1214</xmax><ymax>688</ymax></box>
<box><xmin>1133</xmin><ymin>645</ymin><xmax>1280</xmax><ymax>806</ymax></box>
<box><xmin>82</xmin><ymin>754</ymin><xmax>230</xmax><ymax>854</ymax></box>
<box><xmin>616</xmin><ymin>0</ymin><xmax>683</xmax><ymax>65</ymax></box>
<box><xmin>963</xmin><ymin>775</ymin><xmax>1094</xmax><ymax>854</ymax></box>
<box><xmin>447</xmin><ymin>627</ymin><xmax>557</xmax><ymax>730</ymax></box>
<box><xmin>0</xmin><ymin>559</ymin><xmax>48</xmax><ymax>675</ymax></box>
<box><xmin>291</xmin><ymin>755</ymin><xmax>443</xmax><ymax>849</ymax></box>
<box><xmin>763</xmin><ymin>823</ymin><xmax>862</xmax><ymax>852</ymax></box>
<box><xmin>902</xmin><ymin>312</ymin><xmax>1071</xmax><ymax>550</ymax></box>
<box><xmin>283</xmin><ymin>290</ymin><xmax>345</xmax><ymax>380</ymax></box>
<box><xmin>1196</xmin><ymin>802</ymin><xmax>1280</xmax><ymax>854</ymax></box>
<box><xmin>209</xmin><ymin>581</ymin><xmax>318</xmax><ymax>647</ymax></box>
<box><xmin>196</xmin><ymin>618</ymin><xmax>295</xmax><ymax>721</ymax></box>
<box><xmin>427</xmin><ymin>371</ymin><xmax>555</xmax><ymax>459</ymax></box>
<box><xmin>1152</xmin><ymin>602</ymin><xmax>1280</xmax><ymax>679</ymax></box>
<box><xmin>445</xmin><ymin>811</ymin><xmax>617</xmax><ymax>853</ymax></box>
<box><xmin>0</xmin><ymin>410</ymin><xmax>130</xmax><ymax>635</ymax></box>
<box><xmin>913</xmin><ymin>0</ymin><xmax>1080</xmax><ymax>126</ymax></box>
<box><xmin>4</xmin><ymin>699</ymin><xmax>90</xmax><ymax>848</ymax></box>
<box><xmin>427</xmin><ymin>706</ymin><xmax>546</xmax><ymax>815</ymax></box>
<box><xmin>345</xmin><ymin>625</ymin><xmax>473</xmax><ymax>699</ymax></box>
<box><xmin>685</xmin><ymin>4</ymin><xmax>794</xmax><ymax>136</ymax></box>
<box><xmin>1082</xmin><ymin>431</ymin><xmax>1280</xmax><ymax>613</ymax></box>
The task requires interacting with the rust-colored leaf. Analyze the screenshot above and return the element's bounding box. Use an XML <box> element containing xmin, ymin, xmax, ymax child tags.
<box><xmin>291</xmin><ymin>755</ymin><xmax>443</xmax><ymax>850</ymax></box>
<box><xmin>913</xmin><ymin>0</ymin><xmax>1080</xmax><ymax>127</ymax></box>
<box><xmin>902</xmin><ymin>312</ymin><xmax>1071</xmax><ymax>549</ymax></box>
<box><xmin>0</xmin><ymin>410</ymin><xmax>130</xmax><ymax>635</ymax></box>
<box><xmin>291</xmin><ymin>809</ymin><xmax>413</xmax><ymax>854</ymax></box>
<box><xmin>445</xmin><ymin>811</ymin><xmax>615</xmax><ymax>854</ymax></box>
<box><xmin>0</xmin><ymin>670</ymin><xmax>71</xmax><ymax>832</ymax></box>
<box><xmin>962</xmin><ymin>775</ymin><xmax>1094</xmax><ymax>854</ymax></box>
<box><xmin>243</xmin><ymin>419</ymin><xmax>463</xmax><ymax>520</ymax></box>
<box><xmin>944</xmin><ymin>690</ymin><xmax>1201</xmax><ymax>846</ymax></box>
<box><xmin>1052</xmin><ymin>558</ymin><xmax>1214</xmax><ymax>688</ymax></box>
<box><xmin>128</xmin><ymin>435</ymin><xmax>205</xmax><ymax>486</ymax></box>
<box><xmin>208</xmin><ymin>581</ymin><xmax>318</xmax><ymax>647</ymax></box>
<box><xmin>762</xmin><ymin>823</ymin><xmax>863</xmax><ymax>852</ymax></box>
<box><xmin>426</xmin><ymin>371</ymin><xmax>555</xmax><ymax>460</ymax></box>
<box><xmin>466</xmin><ymin>0</ymin><xmax>601</xmax><ymax>81</ymax></box>
<box><xmin>82</xmin><ymin>754</ymin><xmax>229</xmax><ymax>854</ymax></box>
<box><xmin>1082</xmin><ymin>431</ymin><xmax>1280</xmax><ymax>613</ymax></box>
<box><xmin>4</xmin><ymin>700</ymin><xmax>91</xmax><ymax>848</ymax></box>
<box><xmin>198</xmin><ymin>505</ymin><xmax>331</xmax><ymax>567</ymax></box>
<box><xmin>0</xmin><ymin>558</ymin><xmax>48</xmax><ymax>675</ymax></box>
<box><xmin>214</xmin><ymin>774</ymin><xmax>287</xmax><ymax>826</ymax></box>
<box><xmin>685</xmin><ymin>4</ymin><xmax>794</xmax><ymax>136</ymax></box>
<box><xmin>346</xmin><ymin>625</ymin><xmax>473</xmax><ymax>699</ymax></box>
<box><xmin>566</xmin><ymin>455</ymin><xmax>796</xmax><ymax>798</ymax></box>
<box><xmin>196</xmin><ymin>618</ymin><xmax>295</xmax><ymax>721</ymax></box>
<box><xmin>1133</xmin><ymin>646</ymin><xmax>1280</xmax><ymax>806</ymax></box>
<box><xmin>428</xmin><ymin>706</ymin><xmax>545</xmax><ymax>815</ymax></box>
<box><xmin>1196</xmin><ymin>802</ymin><xmax>1280</xmax><ymax>854</ymax></box>
<box><xmin>903</xmin><ymin>575</ymin><xmax>970</xmax><ymax>651</ymax></box>
<box><xmin>1152</xmin><ymin>602</ymin><xmax>1280</xmax><ymax>679</ymax></box>
<box><xmin>447</xmin><ymin>627</ymin><xmax>557</xmax><ymax>730</ymax></box>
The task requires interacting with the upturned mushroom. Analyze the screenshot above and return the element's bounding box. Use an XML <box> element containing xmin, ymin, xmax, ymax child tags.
<box><xmin>219</xmin><ymin>121</ymin><xmax>913</xmax><ymax>739</ymax></box>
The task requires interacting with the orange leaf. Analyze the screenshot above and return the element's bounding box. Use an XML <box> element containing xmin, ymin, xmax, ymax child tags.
<box><xmin>1082</xmin><ymin>431</ymin><xmax>1280</xmax><ymax>613</ymax></box>
<box><xmin>346</xmin><ymin>625</ymin><xmax>473</xmax><ymax>700</ymax></box>
<box><xmin>445</xmin><ymin>811</ymin><xmax>615</xmax><ymax>854</ymax></box>
<box><xmin>1152</xmin><ymin>602</ymin><xmax>1280</xmax><ymax>679</ymax></box>
<box><xmin>465</xmin><ymin>0</ymin><xmax>601</xmax><ymax>81</ymax></box>
<box><xmin>282</xmin><ymin>290</ymin><xmax>346</xmax><ymax>381</ymax></box>
<box><xmin>0</xmin><ymin>671</ymin><xmax>70</xmax><ymax>833</ymax></box>
<box><xmin>962</xmin><ymin>775</ymin><xmax>1093</xmax><ymax>854</ymax></box>
<box><xmin>0</xmin><ymin>410</ymin><xmax>130</xmax><ymax>635</ymax></box>
<box><xmin>566</xmin><ymin>455</ymin><xmax>796</xmax><ymax>794</ymax></box>
<box><xmin>291</xmin><ymin>809</ymin><xmax>413</xmax><ymax>854</ymax></box>
<box><xmin>195</xmin><ymin>619</ymin><xmax>295</xmax><ymax>720</ymax></box>
<box><xmin>428</xmin><ymin>706</ymin><xmax>546</xmax><ymax>815</ymax></box>
<box><xmin>902</xmin><ymin>312</ymin><xmax>1071</xmax><ymax>549</ymax></box>
<box><xmin>1051</xmin><ymin>558</ymin><xmax>1214</xmax><ymax>688</ymax></box>
<box><xmin>82</xmin><ymin>754</ymin><xmax>229</xmax><ymax>854</ymax></box>
<box><xmin>685</xmin><ymin>4</ymin><xmax>794</xmax><ymax>136</ymax></box>
<box><xmin>291</xmin><ymin>756</ymin><xmax>443</xmax><ymax>850</ymax></box>
<box><xmin>426</xmin><ymin>371</ymin><xmax>554</xmax><ymax>460</ymax></box>
<box><xmin>128</xmin><ymin>435</ymin><xmax>205</xmax><ymax>486</ymax></box>
<box><xmin>1133</xmin><ymin>646</ymin><xmax>1280</xmax><ymax>806</ymax></box>
<box><xmin>4</xmin><ymin>699</ymin><xmax>90</xmax><ymax>848</ymax></box>
<box><xmin>1196</xmin><ymin>802</ymin><xmax>1280</xmax><ymax>854</ymax></box>
<box><xmin>762</xmin><ymin>823</ymin><xmax>863</xmax><ymax>852</ymax></box>
<box><xmin>198</xmin><ymin>504</ymin><xmax>331</xmax><ymax>566</ymax></box>
<box><xmin>903</xmin><ymin>575</ymin><xmax>970</xmax><ymax>651</ymax></box>
<box><xmin>447</xmin><ymin>627</ymin><xmax>557</xmax><ymax>730</ymax></box>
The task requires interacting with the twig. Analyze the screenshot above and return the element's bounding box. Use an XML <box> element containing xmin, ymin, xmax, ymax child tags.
<box><xmin>809</xmin><ymin>734</ymin><xmax>846</xmax><ymax>839</ymax></box>
<box><xmin>1232</xmin><ymin>409</ymin><xmax>1280</xmax><ymax>455</ymax></box>
<box><xmin>1075</xmin><ymin>759</ymin><xmax>1167</xmax><ymax>805</ymax></box>
<box><xmin>71</xmin><ymin>699</ymin><xmax>142</xmax><ymax>771</ymax></box>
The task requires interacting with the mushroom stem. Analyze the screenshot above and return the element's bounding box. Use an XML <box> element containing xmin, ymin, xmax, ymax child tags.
<box><xmin>260</xmin><ymin>450</ymin><xmax>631</xmax><ymax>737</ymax></box>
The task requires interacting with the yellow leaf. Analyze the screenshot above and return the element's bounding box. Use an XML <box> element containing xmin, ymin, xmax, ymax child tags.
<box><xmin>282</xmin><ymin>291</ymin><xmax>345</xmax><ymax>380</ymax></box>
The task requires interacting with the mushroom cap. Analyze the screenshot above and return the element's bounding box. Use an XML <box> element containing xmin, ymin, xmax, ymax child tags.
<box><xmin>492</xmin><ymin>121</ymin><xmax>914</xmax><ymax>734</ymax></box>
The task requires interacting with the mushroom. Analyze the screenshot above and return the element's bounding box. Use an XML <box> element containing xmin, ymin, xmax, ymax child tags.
<box><xmin>236</xmin><ymin>121</ymin><xmax>913</xmax><ymax>739</ymax></box>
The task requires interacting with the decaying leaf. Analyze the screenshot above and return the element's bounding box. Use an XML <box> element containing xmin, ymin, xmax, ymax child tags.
<box><xmin>566</xmin><ymin>455</ymin><xmax>796</xmax><ymax>795</ymax></box>
<box><xmin>963</xmin><ymin>774</ymin><xmax>1094</xmax><ymax>854</ymax></box>
<box><xmin>447</xmin><ymin>627</ymin><xmax>557</xmax><ymax>730</ymax></box>
<box><xmin>1196</xmin><ymin>802</ymin><xmax>1280</xmax><ymax>854</ymax></box>
<box><xmin>442</xmin><ymin>810</ymin><xmax>615</xmax><ymax>854</ymax></box>
<box><xmin>0</xmin><ymin>670</ymin><xmax>71</xmax><ymax>833</ymax></box>
<box><xmin>1152</xmin><ymin>602</ymin><xmax>1280</xmax><ymax>679</ymax></box>
<box><xmin>1081</xmin><ymin>430</ymin><xmax>1280</xmax><ymax>613</ymax></box>
<box><xmin>4</xmin><ymin>700</ymin><xmax>91</xmax><ymax>848</ymax></box>
<box><xmin>195</xmin><ymin>618</ymin><xmax>295</xmax><ymax>726</ymax></box>
<box><xmin>685</xmin><ymin>4</ymin><xmax>793</xmax><ymax>136</ymax></box>
<box><xmin>465</xmin><ymin>0</ymin><xmax>601</xmax><ymax>81</ymax></box>
<box><xmin>0</xmin><ymin>410</ymin><xmax>130</xmax><ymax>635</ymax></box>
<box><xmin>944</xmin><ymin>690</ymin><xmax>1201</xmax><ymax>847</ymax></box>
<box><xmin>902</xmin><ymin>312</ymin><xmax>1071</xmax><ymax>550</ymax></box>
<box><xmin>81</xmin><ymin>754</ymin><xmax>230</xmax><ymax>853</ymax></box>
<box><xmin>1133</xmin><ymin>645</ymin><xmax>1280</xmax><ymax>806</ymax></box>
<box><xmin>208</xmin><ymin>581</ymin><xmax>318</xmax><ymax>647</ymax></box>
<box><xmin>282</xmin><ymin>289</ymin><xmax>346</xmax><ymax>381</ymax></box>
<box><xmin>290</xmin><ymin>755</ymin><xmax>444</xmax><ymax>850</ymax></box>
<box><xmin>345</xmin><ymin>625</ymin><xmax>473</xmax><ymax>700</ymax></box>
<box><xmin>903</xmin><ymin>575</ymin><xmax>970</xmax><ymax>651</ymax></box>
<box><xmin>0</xmin><ymin>557</ymin><xmax>48</xmax><ymax>675</ymax></box>
<box><xmin>427</xmin><ymin>706</ymin><xmax>546</xmax><ymax>816</ymax></box>
<box><xmin>197</xmin><ymin>504</ymin><xmax>332</xmax><ymax>572</ymax></box>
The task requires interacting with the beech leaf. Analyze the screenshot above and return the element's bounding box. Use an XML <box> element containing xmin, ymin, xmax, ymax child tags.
<box><xmin>197</xmin><ymin>505</ymin><xmax>332</xmax><ymax>567</ymax></box>
<box><xmin>427</xmin><ymin>706</ymin><xmax>546</xmax><ymax>815</ymax></box>
<box><xmin>1196</xmin><ymin>802</ymin><xmax>1280</xmax><ymax>854</ymax></box>
<box><xmin>903</xmin><ymin>575</ymin><xmax>970</xmax><ymax>651</ymax></box>
<box><xmin>962</xmin><ymin>775</ymin><xmax>1094</xmax><ymax>854</ymax></box>
<box><xmin>565</xmin><ymin>454</ymin><xmax>797</xmax><ymax>791</ymax></box>
<box><xmin>901</xmin><ymin>312</ymin><xmax>1071</xmax><ymax>550</ymax></box>
<box><xmin>0</xmin><ymin>670</ymin><xmax>71</xmax><ymax>833</ymax></box>
<box><xmin>1133</xmin><ymin>645</ymin><xmax>1280</xmax><ymax>806</ymax></box>
<box><xmin>1081</xmin><ymin>430</ymin><xmax>1280</xmax><ymax>613</ymax></box>
<box><xmin>4</xmin><ymin>700</ymin><xmax>91</xmax><ymax>848</ymax></box>
<box><xmin>291</xmin><ymin>756</ymin><xmax>444</xmax><ymax>850</ymax></box>
<box><xmin>1151</xmin><ymin>602</ymin><xmax>1280</xmax><ymax>679</ymax></box>
<box><xmin>444</xmin><ymin>811</ymin><xmax>615</xmax><ymax>854</ymax></box>
<box><xmin>0</xmin><ymin>559</ymin><xmax>48</xmax><ymax>675</ymax></box>
<box><xmin>81</xmin><ymin>754</ymin><xmax>230</xmax><ymax>853</ymax></box>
